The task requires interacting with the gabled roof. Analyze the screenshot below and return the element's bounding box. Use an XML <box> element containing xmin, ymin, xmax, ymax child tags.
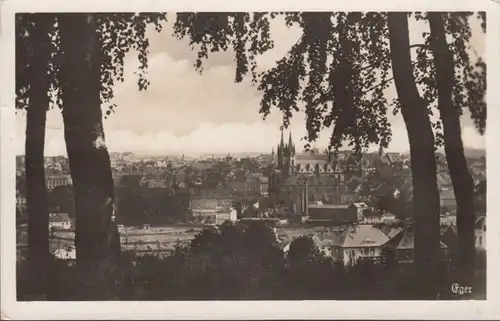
<box><xmin>389</xmin><ymin>228</ymin><xmax>448</xmax><ymax>250</ymax></box>
<box><xmin>341</xmin><ymin>225</ymin><xmax>390</xmax><ymax>248</ymax></box>
<box><xmin>475</xmin><ymin>216</ymin><xmax>485</xmax><ymax>229</ymax></box>
<box><xmin>379</xmin><ymin>226</ymin><xmax>403</xmax><ymax>239</ymax></box>
<box><xmin>385</xmin><ymin>152</ymin><xmax>404</xmax><ymax>164</ymax></box>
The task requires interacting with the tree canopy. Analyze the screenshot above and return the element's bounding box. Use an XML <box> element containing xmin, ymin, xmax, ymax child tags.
<box><xmin>172</xmin><ymin>12</ymin><xmax>485</xmax><ymax>153</ymax></box>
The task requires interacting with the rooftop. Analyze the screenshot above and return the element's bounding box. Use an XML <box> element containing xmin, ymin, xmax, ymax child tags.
<box><xmin>49</xmin><ymin>213</ymin><xmax>71</xmax><ymax>223</ymax></box>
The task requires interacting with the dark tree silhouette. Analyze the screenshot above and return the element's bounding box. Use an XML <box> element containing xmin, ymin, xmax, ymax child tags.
<box><xmin>56</xmin><ymin>13</ymin><xmax>167</xmax><ymax>299</ymax></box>
<box><xmin>426</xmin><ymin>12</ymin><xmax>485</xmax><ymax>290</ymax></box>
<box><xmin>387</xmin><ymin>12</ymin><xmax>441</xmax><ymax>298</ymax></box>
<box><xmin>287</xmin><ymin>235</ymin><xmax>321</xmax><ymax>265</ymax></box>
<box><xmin>16</xmin><ymin>12</ymin><xmax>167</xmax><ymax>299</ymax></box>
<box><xmin>15</xmin><ymin>13</ymin><xmax>56</xmax><ymax>297</ymax></box>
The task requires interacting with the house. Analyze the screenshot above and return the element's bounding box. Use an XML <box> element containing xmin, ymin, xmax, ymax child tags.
<box><xmin>382</xmin><ymin>152</ymin><xmax>405</xmax><ymax>169</ymax></box>
<box><xmin>475</xmin><ymin>216</ymin><xmax>486</xmax><ymax>251</ymax></box>
<box><xmin>215</xmin><ymin>208</ymin><xmax>238</xmax><ymax>225</ymax></box>
<box><xmin>49</xmin><ymin>213</ymin><xmax>72</xmax><ymax>231</ymax></box>
<box><xmin>189</xmin><ymin>189</ymin><xmax>235</xmax><ymax>213</ymax></box>
<box><xmin>361</xmin><ymin>209</ymin><xmax>383</xmax><ymax>224</ymax></box>
<box><xmin>324</xmin><ymin>225</ymin><xmax>391</xmax><ymax>265</ymax></box>
<box><xmin>381</xmin><ymin>212</ymin><xmax>397</xmax><ymax>224</ymax></box>
<box><xmin>351</xmin><ymin>202</ymin><xmax>368</xmax><ymax>221</ymax></box>
<box><xmin>140</xmin><ymin>177</ymin><xmax>168</xmax><ymax>189</ymax></box>
<box><xmin>53</xmin><ymin>245</ymin><xmax>76</xmax><ymax>263</ymax></box>
<box><xmin>383</xmin><ymin>228</ymin><xmax>450</xmax><ymax>264</ymax></box>
<box><xmin>46</xmin><ymin>175</ymin><xmax>72</xmax><ymax>190</ymax></box>
<box><xmin>379</xmin><ymin>225</ymin><xmax>403</xmax><ymax>239</ymax></box>
<box><xmin>259</xmin><ymin>176</ymin><xmax>269</xmax><ymax>196</ymax></box>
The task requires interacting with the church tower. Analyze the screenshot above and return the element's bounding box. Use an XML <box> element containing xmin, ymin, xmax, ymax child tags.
<box><xmin>277</xmin><ymin>129</ymin><xmax>285</xmax><ymax>169</ymax></box>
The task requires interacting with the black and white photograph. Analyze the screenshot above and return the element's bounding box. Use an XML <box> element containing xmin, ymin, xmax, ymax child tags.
<box><xmin>1</xmin><ymin>0</ymin><xmax>499</xmax><ymax>319</ymax></box>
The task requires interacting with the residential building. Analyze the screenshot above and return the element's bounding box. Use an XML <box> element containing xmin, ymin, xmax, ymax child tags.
<box><xmin>189</xmin><ymin>189</ymin><xmax>235</xmax><ymax>217</ymax></box>
<box><xmin>381</xmin><ymin>212</ymin><xmax>397</xmax><ymax>224</ymax></box>
<box><xmin>53</xmin><ymin>245</ymin><xmax>76</xmax><ymax>262</ymax></box>
<box><xmin>475</xmin><ymin>216</ymin><xmax>486</xmax><ymax>250</ymax></box>
<box><xmin>49</xmin><ymin>213</ymin><xmax>72</xmax><ymax>231</ymax></box>
<box><xmin>361</xmin><ymin>210</ymin><xmax>383</xmax><ymax>224</ymax></box>
<box><xmin>140</xmin><ymin>178</ymin><xmax>167</xmax><ymax>189</ymax></box>
<box><xmin>379</xmin><ymin>225</ymin><xmax>403</xmax><ymax>239</ymax></box>
<box><xmin>313</xmin><ymin>225</ymin><xmax>391</xmax><ymax>265</ymax></box>
<box><xmin>383</xmin><ymin>228</ymin><xmax>450</xmax><ymax>264</ymax></box>
<box><xmin>245</xmin><ymin>173</ymin><xmax>269</xmax><ymax>196</ymax></box>
<box><xmin>46</xmin><ymin>175</ymin><xmax>72</xmax><ymax>190</ymax></box>
<box><xmin>215</xmin><ymin>208</ymin><xmax>238</xmax><ymax>225</ymax></box>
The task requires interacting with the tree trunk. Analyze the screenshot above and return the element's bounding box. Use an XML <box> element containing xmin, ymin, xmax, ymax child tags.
<box><xmin>59</xmin><ymin>13</ymin><xmax>121</xmax><ymax>300</ymax></box>
<box><xmin>25</xmin><ymin>13</ymin><xmax>52</xmax><ymax>298</ymax></box>
<box><xmin>387</xmin><ymin>12</ymin><xmax>442</xmax><ymax>299</ymax></box>
<box><xmin>428</xmin><ymin>12</ymin><xmax>475</xmax><ymax>289</ymax></box>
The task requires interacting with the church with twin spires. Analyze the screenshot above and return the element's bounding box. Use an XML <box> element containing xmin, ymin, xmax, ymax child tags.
<box><xmin>271</xmin><ymin>130</ymin><xmax>345</xmax><ymax>180</ymax></box>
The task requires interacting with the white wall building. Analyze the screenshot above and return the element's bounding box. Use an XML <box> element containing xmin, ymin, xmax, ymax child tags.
<box><xmin>475</xmin><ymin>216</ymin><xmax>486</xmax><ymax>250</ymax></box>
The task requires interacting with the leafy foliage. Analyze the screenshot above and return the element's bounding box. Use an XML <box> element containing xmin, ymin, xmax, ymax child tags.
<box><xmin>16</xmin><ymin>13</ymin><xmax>168</xmax><ymax>117</ymax></box>
<box><xmin>173</xmin><ymin>13</ymin><xmax>274</xmax><ymax>83</ymax></box>
<box><xmin>173</xmin><ymin>12</ymin><xmax>485</xmax><ymax>152</ymax></box>
<box><xmin>412</xmin><ymin>12</ymin><xmax>486</xmax><ymax>145</ymax></box>
<box><xmin>15</xmin><ymin>14</ymin><xmax>59</xmax><ymax>111</ymax></box>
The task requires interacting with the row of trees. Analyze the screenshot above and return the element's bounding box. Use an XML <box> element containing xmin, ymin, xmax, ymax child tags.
<box><xmin>17</xmin><ymin>12</ymin><xmax>485</xmax><ymax>300</ymax></box>
<box><xmin>19</xmin><ymin>221</ymin><xmax>477</xmax><ymax>300</ymax></box>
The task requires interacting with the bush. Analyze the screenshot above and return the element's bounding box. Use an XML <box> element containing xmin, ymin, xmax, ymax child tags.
<box><xmin>17</xmin><ymin>222</ymin><xmax>483</xmax><ymax>300</ymax></box>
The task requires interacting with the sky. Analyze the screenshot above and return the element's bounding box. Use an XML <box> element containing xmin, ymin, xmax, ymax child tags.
<box><xmin>15</xmin><ymin>13</ymin><xmax>486</xmax><ymax>156</ymax></box>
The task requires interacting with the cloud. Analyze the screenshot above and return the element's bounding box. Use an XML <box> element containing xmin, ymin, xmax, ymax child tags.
<box><xmin>15</xmin><ymin>13</ymin><xmax>485</xmax><ymax>156</ymax></box>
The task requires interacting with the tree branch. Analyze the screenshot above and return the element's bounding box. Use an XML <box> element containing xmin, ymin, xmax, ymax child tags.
<box><xmin>361</xmin><ymin>58</ymin><xmax>434</xmax><ymax>94</ymax></box>
<box><xmin>409</xmin><ymin>44</ymin><xmax>430</xmax><ymax>50</ymax></box>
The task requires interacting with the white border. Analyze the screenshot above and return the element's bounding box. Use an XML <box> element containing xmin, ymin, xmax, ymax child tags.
<box><xmin>1</xmin><ymin>0</ymin><xmax>500</xmax><ymax>319</ymax></box>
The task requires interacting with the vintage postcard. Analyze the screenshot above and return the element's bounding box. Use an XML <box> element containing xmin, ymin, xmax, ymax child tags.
<box><xmin>1</xmin><ymin>0</ymin><xmax>499</xmax><ymax>319</ymax></box>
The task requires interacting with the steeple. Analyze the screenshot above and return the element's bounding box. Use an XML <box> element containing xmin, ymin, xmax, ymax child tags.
<box><xmin>288</xmin><ymin>131</ymin><xmax>293</xmax><ymax>154</ymax></box>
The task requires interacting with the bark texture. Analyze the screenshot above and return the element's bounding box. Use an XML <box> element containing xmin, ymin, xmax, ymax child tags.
<box><xmin>388</xmin><ymin>12</ymin><xmax>442</xmax><ymax>299</ymax></box>
<box><xmin>428</xmin><ymin>12</ymin><xmax>476</xmax><ymax>288</ymax></box>
<box><xmin>59</xmin><ymin>13</ymin><xmax>121</xmax><ymax>300</ymax></box>
<box><xmin>25</xmin><ymin>13</ymin><xmax>53</xmax><ymax>298</ymax></box>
